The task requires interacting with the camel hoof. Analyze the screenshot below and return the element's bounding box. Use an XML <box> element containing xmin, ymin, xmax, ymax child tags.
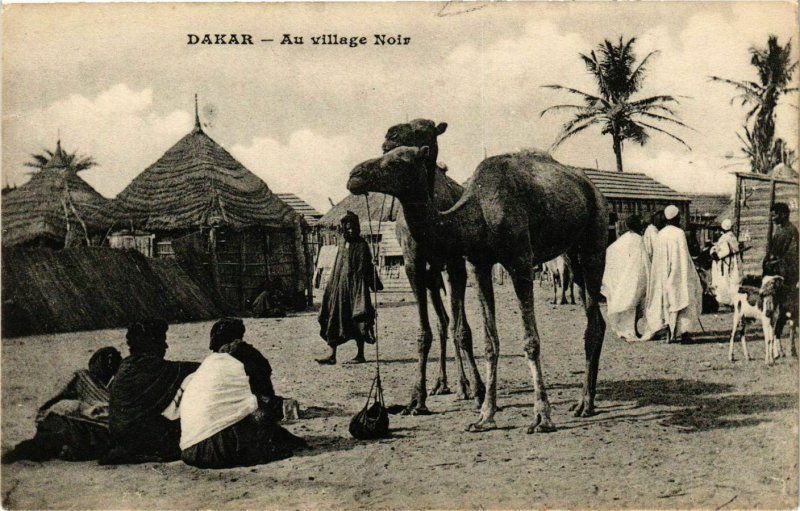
<box><xmin>571</xmin><ymin>401</ymin><xmax>595</xmax><ymax>418</ymax></box>
<box><xmin>401</xmin><ymin>406</ymin><xmax>431</xmax><ymax>416</ymax></box>
<box><xmin>465</xmin><ymin>420</ymin><xmax>496</xmax><ymax>433</ymax></box>
<box><xmin>430</xmin><ymin>380</ymin><xmax>452</xmax><ymax>396</ymax></box>
<box><xmin>526</xmin><ymin>423</ymin><xmax>556</xmax><ymax>434</ymax></box>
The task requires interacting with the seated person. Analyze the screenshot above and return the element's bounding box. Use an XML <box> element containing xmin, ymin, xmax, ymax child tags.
<box><xmin>100</xmin><ymin>319</ymin><xmax>199</xmax><ymax>465</ymax></box>
<box><xmin>180</xmin><ymin>318</ymin><xmax>306</xmax><ymax>469</ymax></box>
<box><xmin>3</xmin><ymin>347</ymin><xmax>122</xmax><ymax>463</ymax></box>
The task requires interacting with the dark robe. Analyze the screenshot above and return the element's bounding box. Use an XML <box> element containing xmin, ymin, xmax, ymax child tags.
<box><xmin>318</xmin><ymin>238</ymin><xmax>383</xmax><ymax>346</ymax></box>
<box><xmin>102</xmin><ymin>354</ymin><xmax>198</xmax><ymax>464</ymax></box>
<box><xmin>2</xmin><ymin>370</ymin><xmax>113</xmax><ymax>463</ymax></box>
<box><xmin>181</xmin><ymin>340</ymin><xmax>305</xmax><ymax>469</ymax></box>
<box><xmin>764</xmin><ymin>222</ymin><xmax>799</xmax><ymax>337</ymax></box>
<box><xmin>764</xmin><ymin>222</ymin><xmax>799</xmax><ymax>287</ymax></box>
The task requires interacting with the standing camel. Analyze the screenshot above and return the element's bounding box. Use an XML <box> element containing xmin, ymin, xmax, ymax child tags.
<box><xmin>382</xmin><ymin>120</ymin><xmax>484</xmax><ymax>412</ymax></box>
<box><xmin>348</xmin><ymin>145</ymin><xmax>608</xmax><ymax>432</ymax></box>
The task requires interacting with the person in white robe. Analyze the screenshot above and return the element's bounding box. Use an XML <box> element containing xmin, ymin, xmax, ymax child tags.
<box><xmin>642</xmin><ymin>205</ymin><xmax>703</xmax><ymax>343</ymax></box>
<box><xmin>602</xmin><ymin>214</ymin><xmax>650</xmax><ymax>342</ymax></box>
<box><xmin>709</xmin><ymin>219</ymin><xmax>742</xmax><ymax>306</ymax></box>
<box><xmin>642</xmin><ymin>210</ymin><xmax>665</xmax><ymax>262</ymax></box>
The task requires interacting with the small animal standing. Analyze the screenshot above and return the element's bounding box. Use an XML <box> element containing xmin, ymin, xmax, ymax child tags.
<box><xmin>728</xmin><ymin>275</ymin><xmax>785</xmax><ymax>365</ymax></box>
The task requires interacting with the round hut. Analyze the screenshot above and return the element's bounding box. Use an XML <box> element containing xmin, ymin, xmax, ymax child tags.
<box><xmin>1</xmin><ymin>140</ymin><xmax>110</xmax><ymax>249</ymax></box>
<box><xmin>106</xmin><ymin>105</ymin><xmax>312</xmax><ymax>312</ymax></box>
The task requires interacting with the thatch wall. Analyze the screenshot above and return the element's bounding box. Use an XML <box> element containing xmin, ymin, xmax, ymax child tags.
<box><xmin>2</xmin><ymin>247</ymin><xmax>221</xmax><ymax>337</ymax></box>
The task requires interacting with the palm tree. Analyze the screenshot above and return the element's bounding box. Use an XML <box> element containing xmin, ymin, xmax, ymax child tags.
<box><xmin>24</xmin><ymin>143</ymin><xmax>97</xmax><ymax>174</ymax></box>
<box><xmin>541</xmin><ymin>36</ymin><xmax>691</xmax><ymax>172</ymax></box>
<box><xmin>711</xmin><ymin>35</ymin><xmax>798</xmax><ymax>174</ymax></box>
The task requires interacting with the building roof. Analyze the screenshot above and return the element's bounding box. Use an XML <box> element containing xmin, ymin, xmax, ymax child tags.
<box><xmin>318</xmin><ymin>191</ymin><xmax>402</xmax><ymax>228</ymax></box>
<box><xmin>581</xmin><ymin>169</ymin><xmax>690</xmax><ymax>202</ymax></box>
<box><xmin>2</xmin><ymin>158</ymin><xmax>110</xmax><ymax>247</ymax></box>
<box><xmin>106</xmin><ymin>122</ymin><xmax>302</xmax><ymax>231</ymax></box>
<box><xmin>275</xmin><ymin>193</ymin><xmax>322</xmax><ymax>226</ymax></box>
<box><xmin>687</xmin><ymin>193</ymin><xmax>732</xmax><ymax>218</ymax></box>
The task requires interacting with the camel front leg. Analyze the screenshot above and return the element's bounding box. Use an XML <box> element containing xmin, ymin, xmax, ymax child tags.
<box><xmin>402</xmin><ymin>260</ymin><xmax>433</xmax><ymax>415</ymax></box>
<box><xmin>466</xmin><ymin>263</ymin><xmax>500</xmax><ymax>432</ymax></box>
<box><xmin>429</xmin><ymin>277</ymin><xmax>453</xmax><ymax>395</ymax></box>
<box><xmin>449</xmin><ymin>259</ymin><xmax>485</xmax><ymax>405</ymax></box>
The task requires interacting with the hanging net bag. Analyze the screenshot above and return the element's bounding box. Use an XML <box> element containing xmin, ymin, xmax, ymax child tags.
<box><xmin>349</xmin><ymin>193</ymin><xmax>393</xmax><ymax>440</ymax></box>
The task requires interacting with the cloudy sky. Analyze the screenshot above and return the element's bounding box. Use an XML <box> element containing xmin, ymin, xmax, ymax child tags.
<box><xmin>3</xmin><ymin>2</ymin><xmax>798</xmax><ymax>213</ymax></box>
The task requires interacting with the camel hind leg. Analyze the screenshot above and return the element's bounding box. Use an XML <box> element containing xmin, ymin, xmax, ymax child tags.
<box><xmin>449</xmin><ymin>259</ymin><xmax>485</xmax><ymax>406</ymax></box>
<box><xmin>568</xmin><ymin>243</ymin><xmax>607</xmax><ymax>418</ymax></box>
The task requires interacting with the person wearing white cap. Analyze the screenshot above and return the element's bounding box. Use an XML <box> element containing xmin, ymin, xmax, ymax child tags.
<box><xmin>709</xmin><ymin>218</ymin><xmax>742</xmax><ymax>306</ymax></box>
<box><xmin>642</xmin><ymin>204</ymin><xmax>703</xmax><ymax>342</ymax></box>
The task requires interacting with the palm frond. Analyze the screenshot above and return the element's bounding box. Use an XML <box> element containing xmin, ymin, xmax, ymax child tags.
<box><xmin>636</xmin><ymin>111</ymin><xmax>695</xmax><ymax>131</ymax></box>
<box><xmin>550</xmin><ymin>118</ymin><xmax>603</xmax><ymax>150</ymax></box>
<box><xmin>636</xmin><ymin>121</ymin><xmax>692</xmax><ymax>150</ymax></box>
<box><xmin>541</xmin><ymin>84</ymin><xmax>605</xmax><ymax>104</ymax></box>
<box><xmin>539</xmin><ymin>104</ymin><xmax>588</xmax><ymax>117</ymax></box>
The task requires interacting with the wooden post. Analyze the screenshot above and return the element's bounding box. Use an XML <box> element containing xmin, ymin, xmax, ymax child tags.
<box><xmin>734</xmin><ymin>177</ymin><xmax>742</xmax><ymax>238</ymax></box>
<box><xmin>209</xmin><ymin>227</ymin><xmax>221</xmax><ymax>300</ymax></box>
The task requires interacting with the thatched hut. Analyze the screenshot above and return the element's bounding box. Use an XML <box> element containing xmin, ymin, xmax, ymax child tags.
<box><xmin>1</xmin><ymin>140</ymin><xmax>110</xmax><ymax>249</ymax></box>
<box><xmin>106</xmin><ymin>111</ymin><xmax>312</xmax><ymax>312</ymax></box>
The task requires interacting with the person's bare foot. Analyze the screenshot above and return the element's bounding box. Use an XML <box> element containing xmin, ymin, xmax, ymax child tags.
<box><xmin>315</xmin><ymin>356</ymin><xmax>336</xmax><ymax>365</ymax></box>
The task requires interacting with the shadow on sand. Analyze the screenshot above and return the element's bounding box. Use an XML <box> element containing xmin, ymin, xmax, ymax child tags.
<box><xmin>588</xmin><ymin>378</ymin><xmax>797</xmax><ymax>432</ymax></box>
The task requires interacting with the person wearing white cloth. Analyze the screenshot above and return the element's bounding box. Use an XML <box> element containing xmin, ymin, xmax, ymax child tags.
<box><xmin>642</xmin><ymin>210</ymin><xmax>665</xmax><ymax>262</ymax></box>
<box><xmin>180</xmin><ymin>318</ymin><xmax>305</xmax><ymax>469</ymax></box>
<box><xmin>602</xmin><ymin>214</ymin><xmax>650</xmax><ymax>342</ymax></box>
<box><xmin>709</xmin><ymin>219</ymin><xmax>742</xmax><ymax>306</ymax></box>
<box><xmin>642</xmin><ymin>205</ymin><xmax>703</xmax><ymax>343</ymax></box>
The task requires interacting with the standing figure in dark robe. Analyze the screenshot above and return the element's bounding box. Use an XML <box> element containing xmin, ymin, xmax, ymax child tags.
<box><xmin>180</xmin><ymin>318</ymin><xmax>306</xmax><ymax>469</ymax></box>
<box><xmin>2</xmin><ymin>347</ymin><xmax>122</xmax><ymax>463</ymax></box>
<box><xmin>316</xmin><ymin>211</ymin><xmax>383</xmax><ymax>365</ymax></box>
<box><xmin>100</xmin><ymin>319</ymin><xmax>199</xmax><ymax>465</ymax></box>
<box><xmin>763</xmin><ymin>202</ymin><xmax>799</xmax><ymax>339</ymax></box>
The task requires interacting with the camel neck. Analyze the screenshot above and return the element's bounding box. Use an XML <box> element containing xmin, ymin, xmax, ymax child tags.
<box><xmin>399</xmin><ymin>190</ymin><xmax>485</xmax><ymax>255</ymax></box>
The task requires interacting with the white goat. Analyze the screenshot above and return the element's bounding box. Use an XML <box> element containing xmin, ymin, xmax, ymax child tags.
<box><xmin>728</xmin><ymin>275</ymin><xmax>784</xmax><ymax>365</ymax></box>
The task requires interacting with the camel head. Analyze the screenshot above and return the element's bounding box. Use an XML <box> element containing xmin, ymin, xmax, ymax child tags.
<box><xmin>383</xmin><ymin>119</ymin><xmax>447</xmax><ymax>196</ymax></box>
<box><xmin>348</xmin><ymin>146</ymin><xmax>431</xmax><ymax>201</ymax></box>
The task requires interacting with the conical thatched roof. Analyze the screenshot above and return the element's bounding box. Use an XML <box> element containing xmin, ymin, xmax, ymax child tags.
<box><xmin>107</xmin><ymin>123</ymin><xmax>300</xmax><ymax>231</ymax></box>
<box><xmin>2</xmin><ymin>157</ymin><xmax>110</xmax><ymax>247</ymax></box>
<box><xmin>318</xmin><ymin>192</ymin><xmax>401</xmax><ymax>228</ymax></box>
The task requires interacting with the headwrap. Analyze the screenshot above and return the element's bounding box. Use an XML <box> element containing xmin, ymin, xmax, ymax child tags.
<box><xmin>88</xmin><ymin>346</ymin><xmax>122</xmax><ymax>386</ymax></box>
<box><xmin>625</xmin><ymin>214</ymin><xmax>643</xmax><ymax>233</ymax></box>
<box><xmin>720</xmin><ymin>219</ymin><xmax>732</xmax><ymax>231</ymax></box>
<box><xmin>126</xmin><ymin>319</ymin><xmax>169</xmax><ymax>355</ymax></box>
<box><xmin>209</xmin><ymin>317</ymin><xmax>246</xmax><ymax>352</ymax></box>
<box><xmin>664</xmin><ymin>205</ymin><xmax>680</xmax><ymax>220</ymax></box>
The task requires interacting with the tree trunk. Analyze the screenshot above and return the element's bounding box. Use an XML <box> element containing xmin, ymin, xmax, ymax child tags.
<box><xmin>612</xmin><ymin>134</ymin><xmax>624</xmax><ymax>172</ymax></box>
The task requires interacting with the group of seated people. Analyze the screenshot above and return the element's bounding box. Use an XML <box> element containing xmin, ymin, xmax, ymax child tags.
<box><xmin>3</xmin><ymin>318</ymin><xmax>305</xmax><ymax>469</ymax></box>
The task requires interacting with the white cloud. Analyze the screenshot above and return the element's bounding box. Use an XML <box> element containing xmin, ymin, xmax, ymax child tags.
<box><xmin>231</xmin><ymin>130</ymin><xmax>362</xmax><ymax>213</ymax></box>
<box><xmin>3</xmin><ymin>84</ymin><xmax>193</xmax><ymax>197</ymax></box>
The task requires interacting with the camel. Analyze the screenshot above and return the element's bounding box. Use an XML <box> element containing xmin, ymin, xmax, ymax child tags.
<box><xmin>382</xmin><ymin>120</ymin><xmax>485</xmax><ymax>412</ymax></box>
<box><xmin>544</xmin><ymin>255</ymin><xmax>576</xmax><ymax>305</ymax></box>
<box><xmin>348</xmin><ymin>145</ymin><xmax>608</xmax><ymax>432</ymax></box>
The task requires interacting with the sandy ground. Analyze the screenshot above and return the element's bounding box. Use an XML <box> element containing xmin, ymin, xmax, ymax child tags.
<box><xmin>2</xmin><ymin>284</ymin><xmax>798</xmax><ymax>510</ymax></box>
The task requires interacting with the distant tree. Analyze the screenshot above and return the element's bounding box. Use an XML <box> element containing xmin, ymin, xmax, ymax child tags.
<box><xmin>541</xmin><ymin>36</ymin><xmax>691</xmax><ymax>172</ymax></box>
<box><xmin>711</xmin><ymin>35</ymin><xmax>798</xmax><ymax>173</ymax></box>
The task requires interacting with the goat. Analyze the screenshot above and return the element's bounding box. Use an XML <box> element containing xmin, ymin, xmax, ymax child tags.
<box><xmin>728</xmin><ymin>275</ymin><xmax>784</xmax><ymax>365</ymax></box>
<box><xmin>543</xmin><ymin>255</ymin><xmax>576</xmax><ymax>305</ymax></box>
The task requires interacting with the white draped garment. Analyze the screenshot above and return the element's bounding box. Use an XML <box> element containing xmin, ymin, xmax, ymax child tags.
<box><xmin>602</xmin><ymin>232</ymin><xmax>650</xmax><ymax>340</ymax></box>
<box><xmin>643</xmin><ymin>225</ymin><xmax>703</xmax><ymax>339</ymax></box>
